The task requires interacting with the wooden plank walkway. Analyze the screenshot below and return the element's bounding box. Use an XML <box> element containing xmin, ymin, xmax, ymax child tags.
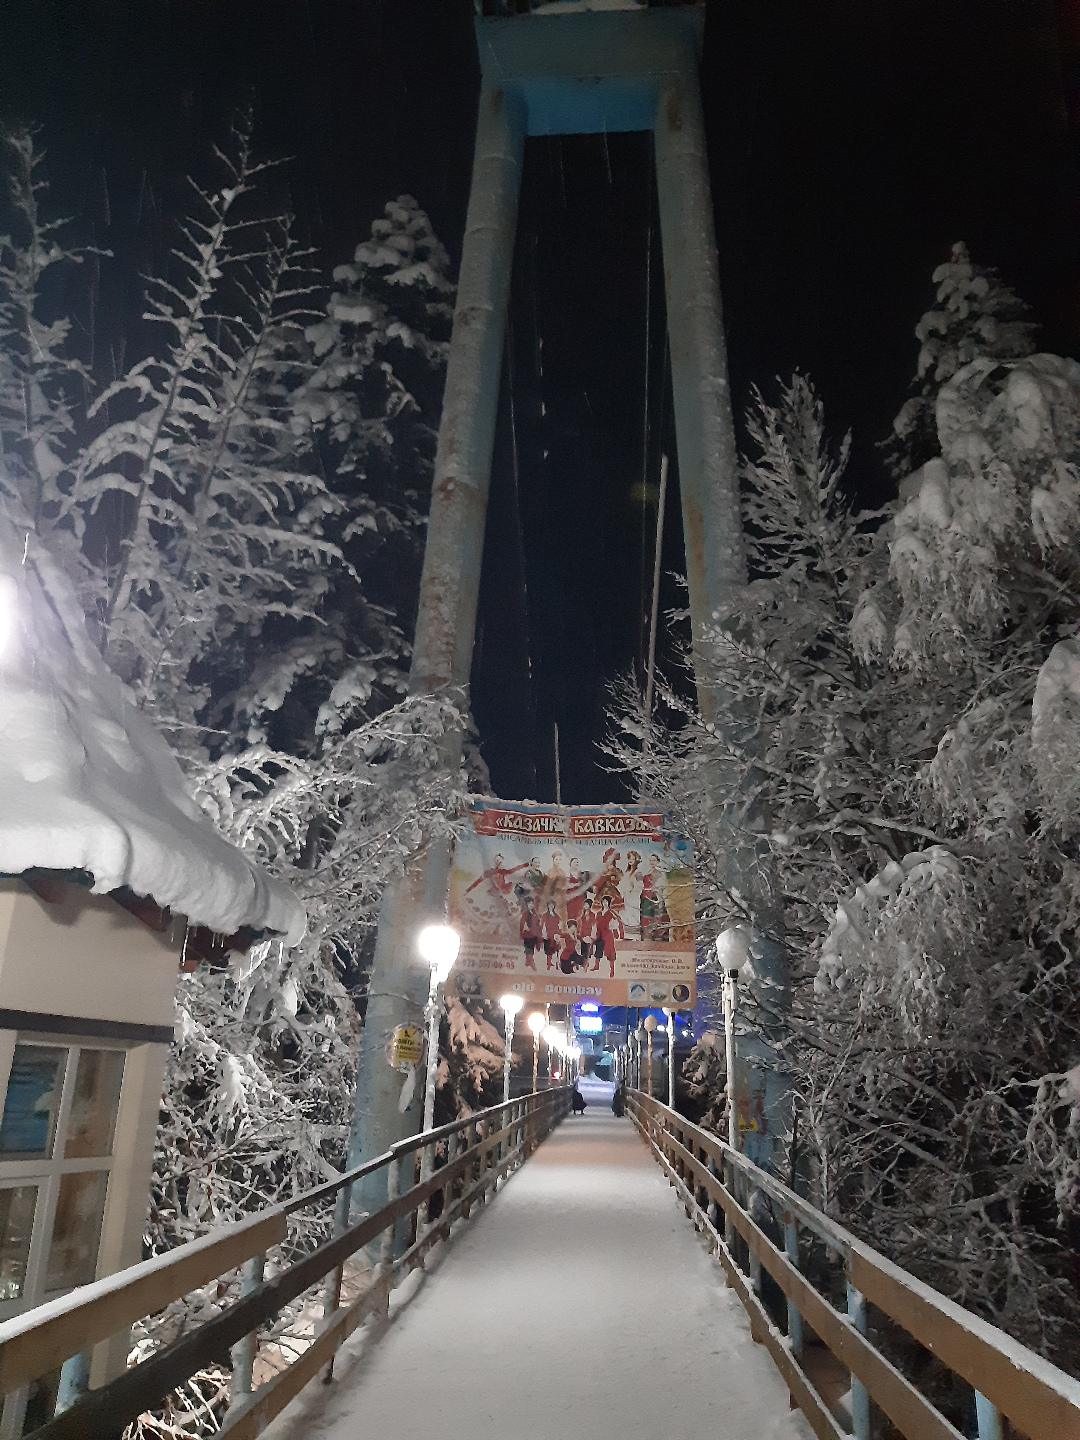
<box><xmin>263</xmin><ymin>1081</ymin><xmax>813</xmax><ymax>1440</ymax></box>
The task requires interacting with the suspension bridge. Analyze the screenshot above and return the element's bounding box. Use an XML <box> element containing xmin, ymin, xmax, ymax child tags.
<box><xmin>0</xmin><ymin>1086</ymin><xmax>1077</xmax><ymax>1440</ymax></box>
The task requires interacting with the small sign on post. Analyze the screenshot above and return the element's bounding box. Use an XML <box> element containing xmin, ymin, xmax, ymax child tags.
<box><xmin>386</xmin><ymin>1024</ymin><xmax>423</xmax><ymax>1070</ymax></box>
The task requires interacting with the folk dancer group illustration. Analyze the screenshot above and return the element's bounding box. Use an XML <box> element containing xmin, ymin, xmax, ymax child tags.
<box><xmin>465</xmin><ymin>847</ymin><xmax>671</xmax><ymax>977</ymax></box>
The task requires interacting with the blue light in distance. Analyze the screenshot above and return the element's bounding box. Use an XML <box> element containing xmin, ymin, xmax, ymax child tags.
<box><xmin>579</xmin><ymin>1002</ymin><xmax>599</xmax><ymax>1013</ymax></box>
<box><xmin>577</xmin><ymin>1016</ymin><xmax>603</xmax><ymax>1033</ymax></box>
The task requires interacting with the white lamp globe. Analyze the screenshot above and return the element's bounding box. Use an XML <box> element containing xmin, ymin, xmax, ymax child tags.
<box><xmin>499</xmin><ymin>992</ymin><xmax>524</xmax><ymax>1017</ymax></box>
<box><xmin>417</xmin><ymin>924</ymin><xmax>460</xmax><ymax>983</ymax></box>
<box><xmin>543</xmin><ymin>1025</ymin><xmax>561</xmax><ymax>1050</ymax></box>
<box><xmin>716</xmin><ymin>925</ymin><xmax>751</xmax><ymax>975</ymax></box>
<box><xmin>643</xmin><ymin>1015</ymin><xmax>658</xmax><ymax>1033</ymax></box>
<box><xmin>527</xmin><ymin>1010</ymin><xmax>545</xmax><ymax>1037</ymax></box>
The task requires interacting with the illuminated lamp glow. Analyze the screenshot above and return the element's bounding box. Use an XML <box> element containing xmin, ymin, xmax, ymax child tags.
<box><xmin>417</xmin><ymin>925</ymin><xmax>460</xmax><ymax>983</ymax></box>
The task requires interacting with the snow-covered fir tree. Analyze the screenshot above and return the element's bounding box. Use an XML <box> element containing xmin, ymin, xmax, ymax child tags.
<box><xmin>882</xmin><ymin>240</ymin><xmax>1036</xmax><ymax>480</ymax></box>
<box><xmin>606</xmin><ymin>249</ymin><xmax>1080</xmax><ymax>1369</ymax></box>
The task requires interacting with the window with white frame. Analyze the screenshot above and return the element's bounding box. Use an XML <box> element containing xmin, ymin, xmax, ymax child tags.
<box><xmin>0</xmin><ymin>1036</ymin><xmax>127</xmax><ymax>1321</ymax></box>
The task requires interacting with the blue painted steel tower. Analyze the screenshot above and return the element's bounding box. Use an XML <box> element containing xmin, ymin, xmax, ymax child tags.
<box><xmin>349</xmin><ymin>0</ymin><xmax>788</xmax><ymax>1192</ymax></box>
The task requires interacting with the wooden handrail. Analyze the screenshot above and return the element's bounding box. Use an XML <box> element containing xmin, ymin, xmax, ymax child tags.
<box><xmin>0</xmin><ymin>1087</ymin><xmax>569</xmax><ymax>1439</ymax></box>
<box><xmin>628</xmin><ymin>1089</ymin><xmax>1080</xmax><ymax>1440</ymax></box>
<box><xmin>0</xmin><ymin>1210</ymin><xmax>288</xmax><ymax>1395</ymax></box>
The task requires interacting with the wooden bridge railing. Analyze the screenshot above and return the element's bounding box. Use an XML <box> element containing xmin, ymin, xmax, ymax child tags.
<box><xmin>627</xmin><ymin>1089</ymin><xmax>1080</xmax><ymax>1440</ymax></box>
<box><xmin>0</xmin><ymin>1087</ymin><xmax>570</xmax><ymax>1440</ymax></box>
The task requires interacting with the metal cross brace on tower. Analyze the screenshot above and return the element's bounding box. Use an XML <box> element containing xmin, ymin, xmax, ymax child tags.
<box><xmin>348</xmin><ymin>0</ymin><xmax>789</xmax><ymax>1200</ymax></box>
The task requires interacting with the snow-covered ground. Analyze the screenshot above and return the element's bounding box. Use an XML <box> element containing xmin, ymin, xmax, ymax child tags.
<box><xmin>265</xmin><ymin>1107</ymin><xmax>813</xmax><ymax>1440</ymax></box>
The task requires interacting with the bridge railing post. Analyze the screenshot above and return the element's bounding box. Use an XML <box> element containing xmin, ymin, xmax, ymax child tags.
<box><xmin>783</xmin><ymin>1212</ymin><xmax>803</xmax><ymax>1356</ymax></box>
<box><xmin>747</xmin><ymin>1183</ymin><xmax>762</xmax><ymax>1298</ymax></box>
<box><xmin>377</xmin><ymin>1154</ymin><xmax>401</xmax><ymax>1300</ymax></box>
<box><xmin>226</xmin><ymin>1249</ymin><xmax>265</xmax><ymax>1412</ymax></box>
<box><xmin>846</xmin><ymin>1281</ymin><xmax>870</xmax><ymax>1440</ymax></box>
<box><xmin>975</xmin><ymin>1390</ymin><xmax>1003</xmax><ymax>1440</ymax></box>
<box><xmin>319</xmin><ymin>1178</ymin><xmax>354</xmax><ymax>1383</ymax></box>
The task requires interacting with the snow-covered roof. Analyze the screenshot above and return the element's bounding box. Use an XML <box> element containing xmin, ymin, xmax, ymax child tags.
<box><xmin>0</xmin><ymin>515</ymin><xmax>305</xmax><ymax>946</ymax></box>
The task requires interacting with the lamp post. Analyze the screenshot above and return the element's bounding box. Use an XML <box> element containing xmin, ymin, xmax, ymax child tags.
<box><xmin>717</xmin><ymin>927</ymin><xmax>749</xmax><ymax>1151</ymax></box>
<box><xmin>543</xmin><ymin>1025</ymin><xmax>561</xmax><ymax>1082</ymax></box>
<box><xmin>643</xmin><ymin>1015</ymin><xmax>657</xmax><ymax>1098</ymax></box>
<box><xmin>418</xmin><ymin>925</ymin><xmax>460</xmax><ymax>1136</ymax></box>
<box><xmin>499</xmin><ymin>993</ymin><xmax>524</xmax><ymax>1103</ymax></box>
<box><xmin>527</xmin><ymin>1011</ymin><xmax>545</xmax><ymax>1093</ymax></box>
<box><xmin>634</xmin><ymin>1025</ymin><xmax>645</xmax><ymax>1090</ymax></box>
<box><xmin>664</xmin><ymin>1007</ymin><xmax>676</xmax><ymax>1109</ymax></box>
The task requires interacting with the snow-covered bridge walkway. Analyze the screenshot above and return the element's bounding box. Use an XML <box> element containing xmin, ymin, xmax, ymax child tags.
<box><xmin>264</xmin><ymin>1080</ymin><xmax>812</xmax><ymax>1440</ymax></box>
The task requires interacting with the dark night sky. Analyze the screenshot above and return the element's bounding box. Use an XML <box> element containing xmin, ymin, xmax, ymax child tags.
<box><xmin>2</xmin><ymin>1</ymin><xmax>1078</xmax><ymax>804</ymax></box>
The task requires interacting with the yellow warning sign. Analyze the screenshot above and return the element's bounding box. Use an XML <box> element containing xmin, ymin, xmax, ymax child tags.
<box><xmin>387</xmin><ymin>1025</ymin><xmax>423</xmax><ymax>1068</ymax></box>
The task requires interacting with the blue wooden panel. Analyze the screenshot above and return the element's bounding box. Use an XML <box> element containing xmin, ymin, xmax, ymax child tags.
<box><xmin>515</xmin><ymin>76</ymin><xmax>656</xmax><ymax>135</ymax></box>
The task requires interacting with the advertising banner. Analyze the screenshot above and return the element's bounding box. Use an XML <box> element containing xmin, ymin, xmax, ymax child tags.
<box><xmin>447</xmin><ymin>801</ymin><xmax>695</xmax><ymax>1009</ymax></box>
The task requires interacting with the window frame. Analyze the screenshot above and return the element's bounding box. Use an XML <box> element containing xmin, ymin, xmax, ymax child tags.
<box><xmin>0</xmin><ymin>1031</ymin><xmax>128</xmax><ymax>1323</ymax></box>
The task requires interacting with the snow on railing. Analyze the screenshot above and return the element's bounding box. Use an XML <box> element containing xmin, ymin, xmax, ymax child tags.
<box><xmin>0</xmin><ymin>1088</ymin><xmax>571</xmax><ymax>1440</ymax></box>
<box><xmin>628</xmin><ymin>1090</ymin><xmax>1080</xmax><ymax>1440</ymax></box>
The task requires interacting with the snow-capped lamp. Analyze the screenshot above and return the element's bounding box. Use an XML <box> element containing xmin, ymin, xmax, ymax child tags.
<box><xmin>418</xmin><ymin>925</ymin><xmax>460</xmax><ymax>1133</ymax></box>
<box><xmin>498</xmin><ymin>993</ymin><xmax>524</xmax><ymax>1103</ymax></box>
<box><xmin>715</xmin><ymin>928</ymin><xmax>747</xmax><ymax>1150</ymax></box>
<box><xmin>715</xmin><ymin>925</ymin><xmax>750</xmax><ymax>978</ymax></box>
<box><xmin>526</xmin><ymin>1010</ymin><xmax>545</xmax><ymax>1094</ymax></box>
<box><xmin>417</xmin><ymin>924</ymin><xmax>460</xmax><ymax>984</ymax></box>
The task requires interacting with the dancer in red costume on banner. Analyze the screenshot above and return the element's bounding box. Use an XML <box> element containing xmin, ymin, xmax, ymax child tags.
<box><xmin>594</xmin><ymin>894</ymin><xmax>624</xmax><ymax>978</ymax></box>
<box><xmin>519</xmin><ymin>895</ymin><xmax>541</xmax><ymax>971</ymax></box>
<box><xmin>578</xmin><ymin>897</ymin><xmax>599</xmax><ymax>964</ymax></box>
<box><xmin>540</xmin><ymin>900</ymin><xmax>562</xmax><ymax>970</ymax></box>
<box><xmin>557</xmin><ymin>921</ymin><xmax>585</xmax><ymax>974</ymax></box>
<box><xmin>595</xmin><ymin>849</ymin><xmax>624</xmax><ymax>912</ymax></box>
<box><xmin>467</xmin><ymin>852</ymin><xmax>527</xmax><ymax>911</ymax></box>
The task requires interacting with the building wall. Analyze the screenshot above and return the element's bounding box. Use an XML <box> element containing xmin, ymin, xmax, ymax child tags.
<box><xmin>0</xmin><ymin>879</ymin><xmax>183</xmax><ymax>1029</ymax></box>
<box><xmin>0</xmin><ymin>878</ymin><xmax>184</xmax><ymax>1418</ymax></box>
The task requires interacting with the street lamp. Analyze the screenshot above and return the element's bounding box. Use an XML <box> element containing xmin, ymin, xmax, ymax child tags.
<box><xmin>499</xmin><ymin>993</ymin><xmax>524</xmax><ymax>1103</ymax></box>
<box><xmin>527</xmin><ymin>1011</ymin><xmax>545</xmax><ymax>1093</ymax></box>
<box><xmin>663</xmin><ymin>1007</ymin><xmax>676</xmax><ymax>1109</ymax></box>
<box><xmin>418</xmin><ymin>925</ymin><xmax>460</xmax><ymax>1134</ymax></box>
<box><xmin>634</xmin><ymin>1025</ymin><xmax>645</xmax><ymax>1090</ymax></box>
<box><xmin>543</xmin><ymin>1024</ymin><xmax>561</xmax><ymax>1082</ymax></box>
<box><xmin>717</xmin><ymin>927</ymin><xmax>749</xmax><ymax>1150</ymax></box>
<box><xmin>643</xmin><ymin>1015</ymin><xmax>657</xmax><ymax>1098</ymax></box>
